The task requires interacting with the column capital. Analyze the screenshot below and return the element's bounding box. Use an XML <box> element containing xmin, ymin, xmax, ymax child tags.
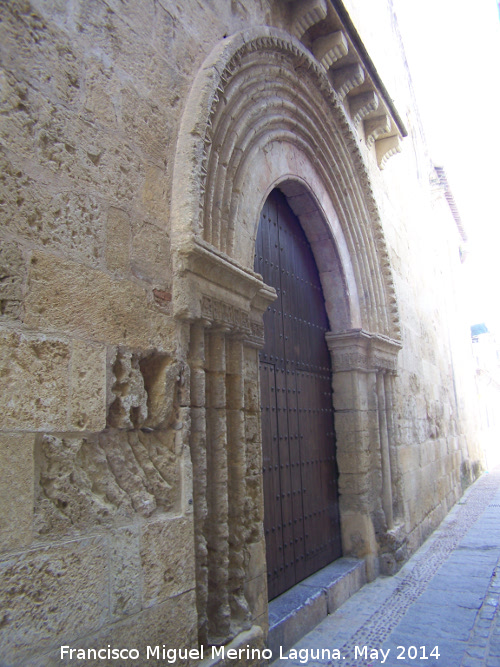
<box><xmin>325</xmin><ymin>329</ymin><xmax>401</xmax><ymax>373</ymax></box>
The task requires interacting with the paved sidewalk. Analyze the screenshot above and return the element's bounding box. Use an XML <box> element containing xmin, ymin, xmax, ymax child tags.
<box><xmin>270</xmin><ymin>466</ymin><xmax>500</xmax><ymax>667</ymax></box>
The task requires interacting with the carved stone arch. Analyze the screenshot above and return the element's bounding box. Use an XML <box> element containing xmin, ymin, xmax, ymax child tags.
<box><xmin>171</xmin><ymin>26</ymin><xmax>403</xmax><ymax>649</ymax></box>
<box><xmin>172</xmin><ymin>26</ymin><xmax>401</xmax><ymax>341</ymax></box>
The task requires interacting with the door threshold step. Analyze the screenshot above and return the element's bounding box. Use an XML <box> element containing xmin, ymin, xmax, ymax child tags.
<box><xmin>267</xmin><ymin>557</ymin><xmax>366</xmax><ymax>655</ymax></box>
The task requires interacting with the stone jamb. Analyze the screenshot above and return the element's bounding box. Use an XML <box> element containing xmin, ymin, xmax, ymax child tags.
<box><xmin>326</xmin><ymin>330</ymin><xmax>402</xmax><ymax>578</ymax></box>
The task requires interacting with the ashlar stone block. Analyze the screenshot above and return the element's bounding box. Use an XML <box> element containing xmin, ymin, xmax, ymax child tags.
<box><xmin>106</xmin><ymin>207</ymin><xmax>131</xmax><ymax>274</ymax></box>
<box><xmin>25</xmin><ymin>252</ymin><xmax>176</xmax><ymax>350</ymax></box>
<box><xmin>0</xmin><ymin>537</ymin><xmax>108</xmax><ymax>662</ymax></box>
<box><xmin>0</xmin><ymin>432</ymin><xmax>34</xmax><ymax>551</ymax></box>
<box><xmin>140</xmin><ymin>515</ymin><xmax>196</xmax><ymax>607</ymax></box>
<box><xmin>109</xmin><ymin>525</ymin><xmax>142</xmax><ymax>620</ymax></box>
<box><xmin>0</xmin><ymin>329</ymin><xmax>106</xmax><ymax>432</ymax></box>
<box><xmin>0</xmin><ymin>239</ymin><xmax>25</xmax><ymax>321</ymax></box>
<box><xmin>70</xmin><ymin>339</ymin><xmax>107</xmax><ymax>431</ymax></box>
<box><xmin>0</xmin><ymin>329</ymin><xmax>70</xmax><ymax>431</ymax></box>
<box><xmin>28</xmin><ymin>590</ymin><xmax>198</xmax><ymax>667</ymax></box>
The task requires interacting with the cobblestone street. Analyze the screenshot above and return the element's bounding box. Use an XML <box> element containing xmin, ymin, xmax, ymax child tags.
<box><xmin>271</xmin><ymin>466</ymin><xmax>500</xmax><ymax>667</ymax></box>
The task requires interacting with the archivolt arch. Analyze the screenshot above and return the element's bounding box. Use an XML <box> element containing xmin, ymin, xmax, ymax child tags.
<box><xmin>171</xmin><ymin>26</ymin><xmax>404</xmax><ymax>647</ymax></box>
<box><xmin>171</xmin><ymin>25</ymin><xmax>401</xmax><ymax>340</ymax></box>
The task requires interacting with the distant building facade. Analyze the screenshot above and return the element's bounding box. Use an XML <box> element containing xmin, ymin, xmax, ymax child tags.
<box><xmin>0</xmin><ymin>0</ymin><xmax>484</xmax><ymax>664</ymax></box>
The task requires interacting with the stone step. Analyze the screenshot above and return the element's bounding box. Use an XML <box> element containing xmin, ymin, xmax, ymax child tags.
<box><xmin>267</xmin><ymin>557</ymin><xmax>366</xmax><ymax>656</ymax></box>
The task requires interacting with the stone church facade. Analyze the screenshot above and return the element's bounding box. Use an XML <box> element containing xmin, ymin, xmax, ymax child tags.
<box><xmin>0</xmin><ymin>0</ymin><xmax>483</xmax><ymax>664</ymax></box>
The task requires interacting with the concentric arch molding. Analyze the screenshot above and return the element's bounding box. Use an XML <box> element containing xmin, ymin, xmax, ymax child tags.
<box><xmin>171</xmin><ymin>26</ymin><xmax>402</xmax><ymax>342</ymax></box>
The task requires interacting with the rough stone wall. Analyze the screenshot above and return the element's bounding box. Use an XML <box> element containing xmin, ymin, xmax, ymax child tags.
<box><xmin>0</xmin><ymin>0</ymin><xmax>484</xmax><ymax>664</ymax></box>
<box><xmin>0</xmin><ymin>0</ymin><xmax>270</xmax><ymax>664</ymax></box>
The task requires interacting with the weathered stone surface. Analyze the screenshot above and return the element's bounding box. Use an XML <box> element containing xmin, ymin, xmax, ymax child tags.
<box><xmin>109</xmin><ymin>525</ymin><xmax>142</xmax><ymax>619</ymax></box>
<box><xmin>122</xmin><ymin>84</ymin><xmax>172</xmax><ymax>165</ymax></box>
<box><xmin>26</xmin><ymin>590</ymin><xmax>198</xmax><ymax>667</ymax></box>
<box><xmin>141</xmin><ymin>515</ymin><xmax>196</xmax><ymax>607</ymax></box>
<box><xmin>70</xmin><ymin>339</ymin><xmax>107</xmax><ymax>431</ymax></box>
<box><xmin>0</xmin><ymin>432</ymin><xmax>34</xmax><ymax>551</ymax></box>
<box><xmin>0</xmin><ymin>537</ymin><xmax>108</xmax><ymax>662</ymax></box>
<box><xmin>107</xmin><ymin>348</ymin><xmax>148</xmax><ymax>429</ymax></box>
<box><xmin>131</xmin><ymin>218</ymin><xmax>171</xmax><ymax>284</ymax></box>
<box><xmin>105</xmin><ymin>207</ymin><xmax>130</xmax><ymax>274</ymax></box>
<box><xmin>141</xmin><ymin>354</ymin><xmax>181</xmax><ymax>428</ymax></box>
<box><xmin>0</xmin><ymin>329</ymin><xmax>70</xmax><ymax>431</ymax></box>
<box><xmin>245</xmin><ymin>571</ymin><xmax>267</xmax><ymax>623</ymax></box>
<box><xmin>83</xmin><ymin>56</ymin><xmax>118</xmax><ymax>128</ymax></box>
<box><xmin>35</xmin><ymin>431</ymin><xmax>179</xmax><ymax>537</ymax></box>
<box><xmin>24</xmin><ymin>252</ymin><xmax>176</xmax><ymax>350</ymax></box>
<box><xmin>0</xmin><ymin>239</ymin><xmax>25</xmax><ymax>320</ymax></box>
<box><xmin>0</xmin><ymin>152</ymin><xmax>105</xmax><ymax>266</ymax></box>
<box><xmin>142</xmin><ymin>163</ymin><xmax>170</xmax><ymax>225</ymax></box>
<box><xmin>0</xmin><ymin>329</ymin><xmax>106</xmax><ymax>432</ymax></box>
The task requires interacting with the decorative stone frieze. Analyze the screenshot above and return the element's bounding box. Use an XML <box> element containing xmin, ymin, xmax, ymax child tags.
<box><xmin>201</xmin><ymin>297</ymin><xmax>251</xmax><ymax>334</ymax></box>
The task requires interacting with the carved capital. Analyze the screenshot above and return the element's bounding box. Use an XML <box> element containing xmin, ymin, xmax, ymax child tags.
<box><xmin>330</xmin><ymin>63</ymin><xmax>365</xmax><ymax>100</ymax></box>
<box><xmin>201</xmin><ymin>296</ymin><xmax>250</xmax><ymax>334</ymax></box>
<box><xmin>326</xmin><ymin>329</ymin><xmax>401</xmax><ymax>373</ymax></box>
<box><xmin>312</xmin><ymin>31</ymin><xmax>348</xmax><ymax>69</ymax></box>
<box><xmin>243</xmin><ymin>320</ymin><xmax>266</xmax><ymax>349</ymax></box>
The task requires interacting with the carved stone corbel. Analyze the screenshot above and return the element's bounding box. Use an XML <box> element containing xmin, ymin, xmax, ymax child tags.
<box><xmin>312</xmin><ymin>31</ymin><xmax>349</xmax><ymax>69</ymax></box>
<box><xmin>291</xmin><ymin>0</ymin><xmax>328</xmax><ymax>39</ymax></box>
<box><xmin>376</xmin><ymin>135</ymin><xmax>402</xmax><ymax>170</ymax></box>
<box><xmin>330</xmin><ymin>63</ymin><xmax>365</xmax><ymax>100</ymax></box>
<box><xmin>364</xmin><ymin>115</ymin><xmax>391</xmax><ymax>147</ymax></box>
<box><xmin>349</xmin><ymin>91</ymin><xmax>379</xmax><ymax>126</ymax></box>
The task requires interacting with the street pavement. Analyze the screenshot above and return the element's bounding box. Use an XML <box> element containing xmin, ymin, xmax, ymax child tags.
<box><xmin>270</xmin><ymin>466</ymin><xmax>500</xmax><ymax>667</ymax></box>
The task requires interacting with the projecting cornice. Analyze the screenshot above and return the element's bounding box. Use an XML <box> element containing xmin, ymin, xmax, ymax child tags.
<box><xmin>281</xmin><ymin>0</ymin><xmax>406</xmax><ymax>168</ymax></box>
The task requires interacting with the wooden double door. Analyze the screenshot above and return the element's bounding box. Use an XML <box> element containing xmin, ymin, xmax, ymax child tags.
<box><xmin>255</xmin><ymin>189</ymin><xmax>342</xmax><ymax>600</ymax></box>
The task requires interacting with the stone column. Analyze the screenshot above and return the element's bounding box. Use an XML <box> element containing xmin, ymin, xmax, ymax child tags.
<box><xmin>226</xmin><ymin>334</ymin><xmax>251</xmax><ymax>633</ymax></box>
<box><xmin>384</xmin><ymin>371</ymin><xmax>403</xmax><ymax>524</ymax></box>
<box><xmin>205</xmin><ymin>326</ymin><xmax>231</xmax><ymax>644</ymax></box>
<box><xmin>188</xmin><ymin>321</ymin><xmax>209</xmax><ymax>644</ymax></box>
<box><xmin>377</xmin><ymin>370</ymin><xmax>393</xmax><ymax>530</ymax></box>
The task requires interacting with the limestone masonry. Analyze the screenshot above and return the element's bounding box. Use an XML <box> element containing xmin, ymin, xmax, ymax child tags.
<box><xmin>0</xmin><ymin>0</ymin><xmax>484</xmax><ymax>665</ymax></box>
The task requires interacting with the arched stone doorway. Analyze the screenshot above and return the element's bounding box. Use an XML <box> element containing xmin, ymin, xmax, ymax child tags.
<box><xmin>171</xmin><ymin>26</ymin><xmax>403</xmax><ymax>649</ymax></box>
<box><xmin>256</xmin><ymin>189</ymin><xmax>342</xmax><ymax>600</ymax></box>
